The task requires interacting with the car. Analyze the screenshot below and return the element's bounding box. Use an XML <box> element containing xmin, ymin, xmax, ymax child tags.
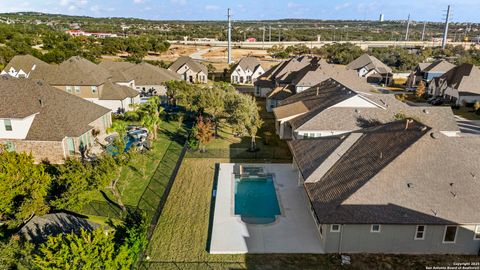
<box><xmin>426</xmin><ymin>97</ymin><xmax>437</xmax><ymax>103</ymax></box>
<box><xmin>431</xmin><ymin>98</ymin><xmax>444</xmax><ymax>106</ymax></box>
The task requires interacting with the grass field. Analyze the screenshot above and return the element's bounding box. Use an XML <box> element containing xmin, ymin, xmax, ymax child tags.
<box><xmin>88</xmin><ymin>119</ymin><xmax>186</xmax><ymax>207</ymax></box>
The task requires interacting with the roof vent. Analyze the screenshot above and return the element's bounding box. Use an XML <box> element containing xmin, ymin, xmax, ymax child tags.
<box><xmin>407</xmin><ymin>183</ymin><xmax>413</xmax><ymax>188</ymax></box>
<box><xmin>379</xmin><ymin>152</ymin><xmax>383</xmax><ymax>159</ymax></box>
<box><xmin>471</xmin><ymin>172</ymin><xmax>476</xmax><ymax>179</ymax></box>
<box><xmin>421</xmin><ymin>126</ymin><xmax>428</xmax><ymax>132</ymax></box>
<box><xmin>430</xmin><ymin>132</ymin><xmax>439</xmax><ymax>139</ymax></box>
<box><xmin>450</xmin><ymin>191</ymin><xmax>457</xmax><ymax>198</ymax></box>
<box><xmin>449</xmin><ymin>182</ymin><xmax>454</xmax><ymax>187</ymax></box>
<box><xmin>36</xmin><ymin>81</ymin><xmax>43</xmax><ymax>86</ymax></box>
<box><xmin>423</xmin><ymin>109</ymin><xmax>430</xmax><ymax>114</ymax></box>
<box><xmin>39</xmin><ymin>99</ymin><xmax>44</xmax><ymax>107</ymax></box>
<box><xmin>405</xmin><ymin>119</ymin><xmax>414</xmax><ymax>130</ymax></box>
<box><xmin>431</xmin><ymin>209</ymin><xmax>437</xmax><ymax>216</ymax></box>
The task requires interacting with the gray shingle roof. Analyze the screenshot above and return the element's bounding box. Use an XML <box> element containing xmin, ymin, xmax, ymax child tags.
<box><xmin>0</xmin><ymin>76</ymin><xmax>110</xmax><ymax>141</ymax></box>
<box><xmin>423</xmin><ymin>59</ymin><xmax>455</xmax><ymax>73</ymax></box>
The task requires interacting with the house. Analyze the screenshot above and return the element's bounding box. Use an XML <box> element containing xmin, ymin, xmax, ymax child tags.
<box><xmin>258</xmin><ymin>56</ymin><xmax>374</xmax><ymax>112</ymax></box>
<box><xmin>230</xmin><ymin>57</ymin><xmax>264</xmax><ymax>85</ymax></box>
<box><xmin>273</xmin><ymin>79</ymin><xmax>459</xmax><ymax>140</ymax></box>
<box><xmin>1</xmin><ymin>55</ymin><xmax>56</xmax><ymax>81</ymax></box>
<box><xmin>288</xmin><ymin>120</ymin><xmax>480</xmax><ymax>254</ymax></box>
<box><xmin>48</xmin><ymin>56</ymin><xmax>140</xmax><ymax>113</ymax></box>
<box><xmin>430</xmin><ymin>63</ymin><xmax>480</xmax><ymax>105</ymax></box>
<box><xmin>346</xmin><ymin>54</ymin><xmax>393</xmax><ymax>85</ymax></box>
<box><xmin>254</xmin><ymin>55</ymin><xmax>315</xmax><ymax>99</ymax></box>
<box><xmin>99</xmin><ymin>61</ymin><xmax>180</xmax><ymax>98</ymax></box>
<box><xmin>168</xmin><ymin>56</ymin><xmax>208</xmax><ymax>84</ymax></box>
<box><xmin>407</xmin><ymin>60</ymin><xmax>455</xmax><ymax>88</ymax></box>
<box><xmin>0</xmin><ymin>76</ymin><xmax>112</xmax><ymax>164</ymax></box>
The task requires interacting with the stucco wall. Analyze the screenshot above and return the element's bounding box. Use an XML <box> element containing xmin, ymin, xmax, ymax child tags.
<box><xmin>0</xmin><ymin>114</ymin><xmax>36</xmax><ymax>139</ymax></box>
<box><xmin>322</xmin><ymin>224</ymin><xmax>480</xmax><ymax>254</ymax></box>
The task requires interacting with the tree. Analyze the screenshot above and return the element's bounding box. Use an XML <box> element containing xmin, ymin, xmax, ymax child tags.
<box><xmin>0</xmin><ymin>147</ymin><xmax>51</xmax><ymax>228</ymax></box>
<box><xmin>243</xmin><ymin>96</ymin><xmax>264</xmax><ymax>151</ymax></box>
<box><xmin>474</xmin><ymin>101</ymin><xmax>480</xmax><ymax>113</ymax></box>
<box><xmin>195</xmin><ymin>116</ymin><xmax>213</xmax><ymax>152</ymax></box>
<box><xmin>138</xmin><ymin>96</ymin><xmax>163</xmax><ymax>140</ymax></box>
<box><xmin>416</xmin><ymin>80</ymin><xmax>426</xmax><ymax>98</ymax></box>
<box><xmin>0</xmin><ymin>235</ymin><xmax>35</xmax><ymax>269</ymax></box>
<box><xmin>226</xmin><ymin>94</ymin><xmax>263</xmax><ymax>151</ymax></box>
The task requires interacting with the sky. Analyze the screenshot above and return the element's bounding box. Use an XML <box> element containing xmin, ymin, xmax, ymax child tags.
<box><xmin>0</xmin><ymin>0</ymin><xmax>479</xmax><ymax>23</ymax></box>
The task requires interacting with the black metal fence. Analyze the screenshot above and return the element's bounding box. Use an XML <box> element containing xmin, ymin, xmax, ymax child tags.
<box><xmin>80</xmin><ymin>200</ymin><xmax>143</xmax><ymax>220</ymax></box>
<box><xmin>139</xmin><ymin>261</ymin><xmax>247</xmax><ymax>270</ymax></box>
<box><xmin>185</xmin><ymin>147</ymin><xmax>292</xmax><ymax>161</ymax></box>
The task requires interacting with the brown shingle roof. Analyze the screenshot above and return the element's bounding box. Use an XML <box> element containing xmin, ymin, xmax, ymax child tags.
<box><xmin>99</xmin><ymin>80</ymin><xmax>139</xmax><ymax>100</ymax></box>
<box><xmin>423</xmin><ymin>59</ymin><xmax>455</xmax><ymax>73</ymax></box>
<box><xmin>169</xmin><ymin>56</ymin><xmax>208</xmax><ymax>74</ymax></box>
<box><xmin>100</xmin><ymin>61</ymin><xmax>180</xmax><ymax>85</ymax></box>
<box><xmin>0</xmin><ymin>76</ymin><xmax>110</xmax><ymax>141</ymax></box>
<box><xmin>50</xmin><ymin>56</ymin><xmax>111</xmax><ymax>86</ymax></box>
<box><xmin>3</xmin><ymin>55</ymin><xmax>57</xmax><ymax>82</ymax></box>
<box><xmin>440</xmin><ymin>63</ymin><xmax>480</xmax><ymax>96</ymax></box>
<box><xmin>291</xmin><ymin>120</ymin><xmax>480</xmax><ymax>225</ymax></box>
<box><xmin>347</xmin><ymin>53</ymin><xmax>392</xmax><ymax>74</ymax></box>
<box><xmin>235</xmin><ymin>56</ymin><xmax>262</xmax><ymax>71</ymax></box>
<box><xmin>273</xmin><ymin>101</ymin><xmax>309</xmax><ymax>119</ymax></box>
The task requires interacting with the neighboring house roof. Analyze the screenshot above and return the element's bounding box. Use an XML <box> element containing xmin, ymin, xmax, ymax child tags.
<box><xmin>296</xmin><ymin>93</ymin><xmax>459</xmax><ymax>133</ymax></box>
<box><xmin>50</xmin><ymin>56</ymin><xmax>111</xmax><ymax>86</ymax></box>
<box><xmin>292</xmin><ymin>59</ymin><xmax>374</xmax><ymax>92</ymax></box>
<box><xmin>273</xmin><ymin>101</ymin><xmax>309</xmax><ymax>119</ymax></box>
<box><xmin>440</xmin><ymin>63</ymin><xmax>480</xmax><ymax>96</ymax></box>
<box><xmin>235</xmin><ymin>56</ymin><xmax>262</xmax><ymax>72</ymax></box>
<box><xmin>289</xmin><ymin>120</ymin><xmax>480</xmax><ymax>225</ymax></box>
<box><xmin>169</xmin><ymin>56</ymin><xmax>208</xmax><ymax>74</ymax></box>
<box><xmin>99</xmin><ymin>61</ymin><xmax>180</xmax><ymax>85</ymax></box>
<box><xmin>346</xmin><ymin>54</ymin><xmax>393</xmax><ymax>74</ymax></box>
<box><xmin>423</xmin><ymin>59</ymin><xmax>455</xmax><ymax>73</ymax></box>
<box><xmin>18</xmin><ymin>212</ymin><xmax>101</xmax><ymax>243</ymax></box>
<box><xmin>0</xmin><ymin>76</ymin><xmax>110</xmax><ymax>141</ymax></box>
<box><xmin>274</xmin><ymin>80</ymin><xmax>357</xmax><ymax>128</ymax></box>
<box><xmin>100</xmin><ymin>80</ymin><xmax>139</xmax><ymax>100</ymax></box>
<box><xmin>267</xmin><ymin>85</ymin><xmax>295</xmax><ymax>100</ymax></box>
<box><xmin>3</xmin><ymin>55</ymin><xmax>57</xmax><ymax>81</ymax></box>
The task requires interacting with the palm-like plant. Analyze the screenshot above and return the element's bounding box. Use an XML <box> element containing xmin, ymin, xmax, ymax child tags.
<box><xmin>139</xmin><ymin>96</ymin><xmax>163</xmax><ymax>140</ymax></box>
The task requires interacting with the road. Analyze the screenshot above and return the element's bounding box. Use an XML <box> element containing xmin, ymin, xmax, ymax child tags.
<box><xmin>172</xmin><ymin>40</ymin><xmax>477</xmax><ymax>50</ymax></box>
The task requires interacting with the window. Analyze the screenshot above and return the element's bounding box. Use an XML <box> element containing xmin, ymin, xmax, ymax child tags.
<box><xmin>443</xmin><ymin>226</ymin><xmax>457</xmax><ymax>243</ymax></box>
<box><xmin>3</xmin><ymin>141</ymin><xmax>15</xmax><ymax>152</ymax></box>
<box><xmin>74</xmin><ymin>86</ymin><xmax>80</xmax><ymax>93</ymax></box>
<box><xmin>4</xmin><ymin>119</ymin><xmax>12</xmax><ymax>131</ymax></box>
<box><xmin>66</xmin><ymin>86</ymin><xmax>73</xmax><ymax>93</ymax></box>
<box><xmin>474</xmin><ymin>226</ymin><xmax>480</xmax><ymax>240</ymax></box>
<box><xmin>91</xmin><ymin>86</ymin><xmax>97</xmax><ymax>93</ymax></box>
<box><xmin>331</xmin><ymin>224</ymin><xmax>341</xmax><ymax>232</ymax></box>
<box><xmin>309</xmin><ymin>133</ymin><xmax>315</xmax><ymax>138</ymax></box>
<box><xmin>371</xmin><ymin>224</ymin><xmax>381</xmax><ymax>233</ymax></box>
<box><xmin>415</xmin><ymin>225</ymin><xmax>426</xmax><ymax>240</ymax></box>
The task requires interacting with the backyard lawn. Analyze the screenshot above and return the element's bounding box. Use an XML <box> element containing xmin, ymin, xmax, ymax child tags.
<box><xmin>144</xmin><ymin>158</ymin><xmax>477</xmax><ymax>270</ymax></box>
<box><xmin>81</xmin><ymin>119</ymin><xmax>187</xmax><ymax>216</ymax></box>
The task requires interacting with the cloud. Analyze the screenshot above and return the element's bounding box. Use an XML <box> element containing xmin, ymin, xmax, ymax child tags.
<box><xmin>59</xmin><ymin>0</ymin><xmax>69</xmax><ymax>6</ymax></box>
<box><xmin>205</xmin><ymin>4</ymin><xmax>219</xmax><ymax>11</ymax></box>
<box><xmin>133</xmin><ymin>0</ymin><xmax>144</xmax><ymax>3</ymax></box>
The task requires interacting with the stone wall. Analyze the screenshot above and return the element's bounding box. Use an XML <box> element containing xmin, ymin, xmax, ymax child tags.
<box><xmin>0</xmin><ymin>139</ymin><xmax>66</xmax><ymax>164</ymax></box>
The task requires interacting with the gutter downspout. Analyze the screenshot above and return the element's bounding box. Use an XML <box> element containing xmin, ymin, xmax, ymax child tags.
<box><xmin>338</xmin><ymin>224</ymin><xmax>344</xmax><ymax>254</ymax></box>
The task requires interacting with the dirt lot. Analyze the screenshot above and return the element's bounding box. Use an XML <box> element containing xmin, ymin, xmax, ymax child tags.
<box><xmin>102</xmin><ymin>44</ymin><xmax>280</xmax><ymax>71</ymax></box>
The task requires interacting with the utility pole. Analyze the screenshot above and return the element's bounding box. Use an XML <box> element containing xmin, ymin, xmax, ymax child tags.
<box><xmin>268</xmin><ymin>25</ymin><xmax>272</xmax><ymax>42</ymax></box>
<box><xmin>262</xmin><ymin>26</ymin><xmax>265</xmax><ymax>49</ymax></box>
<box><xmin>442</xmin><ymin>5</ymin><xmax>451</xmax><ymax>49</ymax></box>
<box><xmin>278</xmin><ymin>27</ymin><xmax>281</xmax><ymax>42</ymax></box>
<box><xmin>421</xmin><ymin>22</ymin><xmax>426</xmax><ymax>41</ymax></box>
<box><xmin>227</xmin><ymin>8</ymin><xmax>232</xmax><ymax>64</ymax></box>
<box><xmin>405</xmin><ymin>14</ymin><xmax>411</xmax><ymax>41</ymax></box>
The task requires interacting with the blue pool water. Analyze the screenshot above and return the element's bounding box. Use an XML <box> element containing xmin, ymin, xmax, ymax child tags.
<box><xmin>234</xmin><ymin>176</ymin><xmax>281</xmax><ymax>224</ymax></box>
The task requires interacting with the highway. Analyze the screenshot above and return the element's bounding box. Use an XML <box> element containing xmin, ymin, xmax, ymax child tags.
<box><xmin>170</xmin><ymin>40</ymin><xmax>477</xmax><ymax>49</ymax></box>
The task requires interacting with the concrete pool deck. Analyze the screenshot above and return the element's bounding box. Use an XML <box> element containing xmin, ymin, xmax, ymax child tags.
<box><xmin>209</xmin><ymin>163</ymin><xmax>324</xmax><ymax>254</ymax></box>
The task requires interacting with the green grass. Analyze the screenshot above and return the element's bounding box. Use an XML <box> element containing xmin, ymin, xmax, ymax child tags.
<box><xmin>145</xmin><ymin>158</ymin><xmax>476</xmax><ymax>270</ymax></box>
<box><xmin>89</xmin><ymin>119</ymin><xmax>186</xmax><ymax>207</ymax></box>
<box><xmin>453</xmin><ymin>107</ymin><xmax>480</xmax><ymax>120</ymax></box>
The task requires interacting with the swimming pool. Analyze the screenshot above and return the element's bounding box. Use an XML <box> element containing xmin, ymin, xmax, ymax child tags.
<box><xmin>234</xmin><ymin>175</ymin><xmax>281</xmax><ymax>224</ymax></box>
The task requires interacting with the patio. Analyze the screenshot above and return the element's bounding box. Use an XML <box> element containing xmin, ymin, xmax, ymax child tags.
<box><xmin>209</xmin><ymin>163</ymin><xmax>324</xmax><ymax>254</ymax></box>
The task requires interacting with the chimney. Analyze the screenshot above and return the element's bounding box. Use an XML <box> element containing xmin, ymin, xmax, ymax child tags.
<box><xmin>405</xmin><ymin>119</ymin><xmax>413</xmax><ymax>130</ymax></box>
